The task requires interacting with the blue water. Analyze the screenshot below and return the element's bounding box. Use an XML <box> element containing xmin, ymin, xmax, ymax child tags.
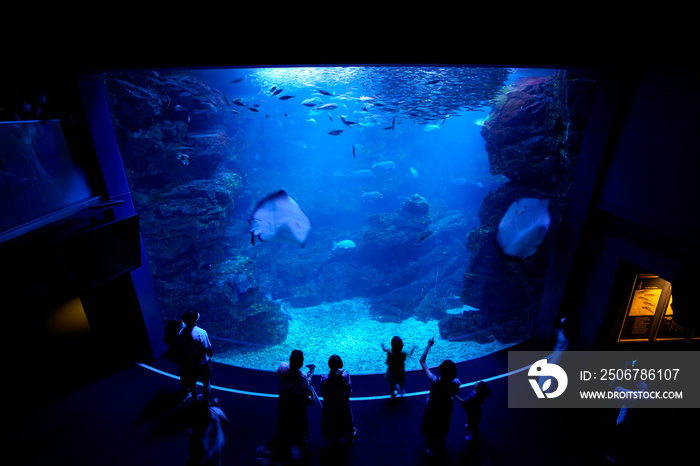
<box><xmin>206</xmin><ymin>67</ymin><xmax>502</xmax><ymax>227</ymax></box>
<box><xmin>105</xmin><ymin>66</ymin><xmax>558</xmax><ymax>373</ymax></box>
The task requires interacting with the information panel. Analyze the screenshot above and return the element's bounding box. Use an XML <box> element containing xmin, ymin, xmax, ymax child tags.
<box><xmin>618</xmin><ymin>274</ymin><xmax>669</xmax><ymax>342</ymax></box>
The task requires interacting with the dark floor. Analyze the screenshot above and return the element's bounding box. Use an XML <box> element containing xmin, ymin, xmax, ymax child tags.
<box><xmin>11</xmin><ymin>333</ymin><xmax>689</xmax><ymax>466</ymax></box>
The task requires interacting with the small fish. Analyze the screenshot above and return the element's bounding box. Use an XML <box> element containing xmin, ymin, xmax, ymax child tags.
<box><xmin>265</xmin><ymin>293</ymin><xmax>287</xmax><ymax>304</ymax></box>
<box><xmin>362</xmin><ymin>191</ymin><xmax>383</xmax><ymax>199</ymax></box>
<box><xmin>229</xmin><ymin>78</ymin><xmax>243</xmax><ymax>83</ymax></box>
<box><xmin>232</xmin><ymin>99</ymin><xmax>247</xmax><ymax>107</ymax></box>
<box><xmin>270</xmin><ymin>86</ymin><xmax>277</xmax><ymax>93</ymax></box>
<box><xmin>424</xmin><ymin>123</ymin><xmax>441</xmax><ymax>132</ymax></box>
<box><xmin>410</xmin><ymin>167</ymin><xmax>419</xmax><ymax>178</ymax></box>
<box><xmin>317</xmin><ymin>89</ymin><xmax>333</xmax><ymax>96</ymax></box>
<box><xmin>372</xmin><ymin>161</ymin><xmax>396</xmax><ymax>169</ymax></box>
<box><xmin>328</xmin><ymin>129</ymin><xmax>344</xmax><ymax>136</ymax></box>
<box><xmin>301</xmin><ymin>98</ymin><xmax>320</xmax><ymax>107</ymax></box>
<box><xmin>383</xmin><ymin>116</ymin><xmax>396</xmax><ymax>130</ymax></box>
<box><xmin>416</xmin><ymin>231</ymin><xmax>433</xmax><ymax>244</ymax></box>
<box><xmin>352</xmin><ymin>145</ymin><xmax>355</xmax><ymax>158</ymax></box>
<box><xmin>280</xmin><ymin>302</ymin><xmax>293</xmax><ymax>320</ymax></box>
<box><xmin>248</xmin><ymin>107</ymin><xmax>259</xmax><ymax>112</ymax></box>
<box><xmin>306</xmin><ymin>118</ymin><xmax>317</xmax><ymax>124</ymax></box>
<box><xmin>176</xmin><ymin>152</ymin><xmax>190</xmax><ymax>165</ymax></box>
<box><xmin>317</xmin><ymin>103</ymin><xmax>338</xmax><ymax>111</ymax></box>
<box><xmin>279</xmin><ymin>95</ymin><xmax>295</xmax><ymax>100</ymax></box>
<box><xmin>350</xmin><ymin>169</ymin><xmax>374</xmax><ymax>177</ymax></box>
<box><xmin>332</xmin><ymin>240</ymin><xmax>356</xmax><ymax>250</ymax></box>
<box><xmin>272</xmin><ymin>88</ymin><xmax>283</xmax><ymax>96</ymax></box>
<box><xmin>340</xmin><ymin>116</ymin><xmax>356</xmax><ymax>127</ymax></box>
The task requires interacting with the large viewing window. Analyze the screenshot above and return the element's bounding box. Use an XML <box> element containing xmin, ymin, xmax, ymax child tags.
<box><xmin>99</xmin><ymin>66</ymin><xmax>597</xmax><ymax>373</ymax></box>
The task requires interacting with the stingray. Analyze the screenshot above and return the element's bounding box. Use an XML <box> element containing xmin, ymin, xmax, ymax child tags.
<box><xmin>250</xmin><ymin>190</ymin><xmax>311</xmax><ymax>248</ymax></box>
<box><xmin>495</xmin><ymin>198</ymin><xmax>551</xmax><ymax>260</ymax></box>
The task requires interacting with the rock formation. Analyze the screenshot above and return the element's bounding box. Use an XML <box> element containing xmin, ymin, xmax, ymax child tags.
<box><xmin>103</xmin><ymin>72</ymin><xmax>288</xmax><ymax>345</ymax></box>
<box><xmin>442</xmin><ymin>70</ymin><xmax>598</xmax><ymax>344</ymax></box>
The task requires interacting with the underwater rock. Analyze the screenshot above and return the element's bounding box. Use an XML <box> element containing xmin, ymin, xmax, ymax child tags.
<box><xmin>459</xmin><ymin>70</ymin><xmax>597</xmax><ymax>330</ymax></box>
<box><xmin>104</xmin><ymin>77</ymin><xmax>170</xmax><ymax>129</ymax></box>
<box><xmin>481</xmin><ymin>72</ymin><xmax>596</xmax><ymax>195</ymax></box>
<box><xmin>299</xmin><ymin>261</ymin><xmax>354</xmax><ymax>305</ymax></box>
<box><xmin>400</xmin><ymin>194</ymin><xmax>430</xmax><ymax>219</ymax></box>
<box><xmin>359</xmin><ymin>197</ymin><xmax>443</xmax><ymax>264</ymax></box>
<box><xmin>482</xmin><ymin>76</ymin><xmax>561</xmax><ymax>191</ymax></box>
<box><xmin>438</xmin><ymin>309</ymin><xmax>531</xmax><ymax>344</ymax></box>
<box><xmin>367</xmin><ymin>213</ymin><xmax>471</xmax><ymax>323</ymax></box>
<box><xmin>229</xmin><ymin>273</ymin><xmax>253</xmax><ymax>296</ymax></box>
<box><xmin>158</xmin><ymin>256</ymin><xmax>290</xmax><ymax>346</ymax></box>
<box><xmin>136</xmin><ymin>174</ymin><xmax>241</xmax><ymax>315</ymax></box>
<box><xmin>181</xmin><ymin>126</ymin><xmax>230</xmax><ymax>178</ymax></box>
<box><xmin>366</xmin><ymin>212</ymin><xmax>396</xmax><ymax>229</ymax></box>
<box><xmin>207</xmin><ymin>284</ymin><xmax>289</xmax><ymax>345</ymax></box>
<box><xmin>105</xmin><ymin>72</ymin><xmax>231</xmax><ymax>188</ymax></box>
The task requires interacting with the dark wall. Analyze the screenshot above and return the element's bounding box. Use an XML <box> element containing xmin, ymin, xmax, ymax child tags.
<box><xmin>597</xmin><ymin>69</ymin><xmax>700</xmax><ymax>240</ymax></box>
<box><xmin>536</xmin><ymin>68</ymin><xmax>700</xmax><ymax>349</ymax></box>
<box><xmin>1</xmin><ymin>69</ymin><xmax>166</xmax><ymax>363</ymax></box>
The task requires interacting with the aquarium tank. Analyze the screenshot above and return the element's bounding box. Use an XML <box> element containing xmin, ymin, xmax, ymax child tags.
<box><xmin>101</xmin><ymin>66</ymin><xmax>597</xmax><ymax>373</ymax></box>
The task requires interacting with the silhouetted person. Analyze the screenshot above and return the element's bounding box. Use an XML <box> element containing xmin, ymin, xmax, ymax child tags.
<box><xmin>276</xmin><ymin>349</ymin><xmax>314</xmax><ymax>461</ymax></box>
<box><xmin>187</xmin><ymin>401</ymin><xmax>228</xmax><ymax>466</ymax></box>
<box><xmin>539</xmin><ymin>316</ymin><xmax>580</xmax><ymax>390</ymax></box>
<box><xmin>381</xmin><ymin>336</ymin><xmax>416</xmax><ymax>399</ymax></box>
<box><xmin>164</xmin><ymin>317</ymin><xmax>189</xmax><ymax>401</ymax></box>
<box><xmin>320</xmin><ymin>354</ymin><xmax>356</xmax><ymax>448</ymax></box>
<box><xmin>454</xmin><ymin>381</ymin><xmax>490</xmax><ymax>445</ymax></box>
<box><xmin>178</xmin><ymin>309</ymin><xmax>213</xmax><ymax>406</ymax></box>
<box><xmin>419</xmin><ymin>337</ymin><xmax>460</xmax><ymax>457</ymax></box>
<box><xmin>606</xmin><ymin>359</ymin><xmax>653</xmax><ymax>465</ymax></box>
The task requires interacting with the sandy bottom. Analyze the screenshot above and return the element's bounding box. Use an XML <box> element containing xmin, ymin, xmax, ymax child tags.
<box><xmin>215</xmin><ymin>298</ymin><xmax>518</xmax><ymax>375</ymax></box>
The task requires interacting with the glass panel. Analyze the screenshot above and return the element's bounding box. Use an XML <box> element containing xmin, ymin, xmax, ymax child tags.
<box><xmin>100</xmin><ymin>66</ymin><xmax>597</xmax><ymax>373</ymax></box>
<box><xmin>0</xmin><ymin>119</ymin><xmax>92</xmax><ymax>235</ymax></box>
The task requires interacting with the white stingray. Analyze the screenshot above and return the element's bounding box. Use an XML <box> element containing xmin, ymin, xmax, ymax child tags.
<box><xmin>495</xmin><ymin>198</ymin><xmax>551</xmax><ymax>260</ymax></box>
<box><xmin>250</xmin><ymin>190</ymin><xmax>311</xmax><ymax>248</ymax></box>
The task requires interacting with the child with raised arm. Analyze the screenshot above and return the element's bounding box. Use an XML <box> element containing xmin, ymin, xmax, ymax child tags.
<box><xmin>419</xmin><ymin>337</ymin><xmax>460</xmax><ymax>457</ymax></box>
<box><xmin>381</xmin><ymin>336</ymin><xmax>416</xmax><ymax>399</ymax></box>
